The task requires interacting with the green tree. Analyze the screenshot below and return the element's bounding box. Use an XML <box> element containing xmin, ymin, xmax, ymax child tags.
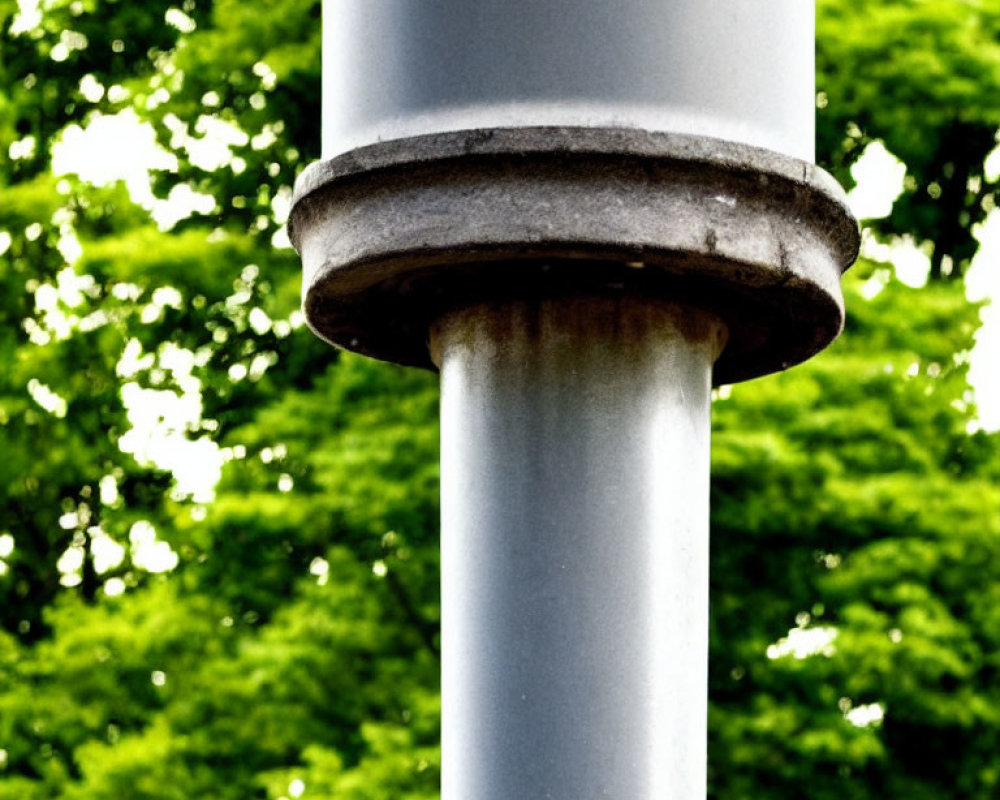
<box><xmin>817</xmin><ymin>0</ymin><xmax>1000</xmax><ymax>279</ymax></box>
<box><xmin>708</xmin><ymin>270</ymin><xmax>1000</xmax><ymax>799</ymax></box>
<box><xmin>2</xmin><ymin>1</ymin><xmax>437</xmax><ymax>795</ymax></box>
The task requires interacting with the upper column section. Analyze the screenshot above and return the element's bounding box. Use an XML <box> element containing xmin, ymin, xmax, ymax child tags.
<box><xmin>322</xmin><ymin>0</ymin><xmax>816</xmax><ymax>162</ymax></box>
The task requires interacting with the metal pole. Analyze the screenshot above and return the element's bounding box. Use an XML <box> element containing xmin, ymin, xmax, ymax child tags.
<box><xmin>323</xmin><ymin>0</ymin><xmax>814</xmax><ymax>161</ymax></box>
<box><xmin>290</xmin><ymin>3</ymin><xmax>859</xmax><ymax>798</ymax></box>
<box><xmin>433</xmin><ymin>295</ymin><xmax>725</xmax><ymax>799</ymax></box>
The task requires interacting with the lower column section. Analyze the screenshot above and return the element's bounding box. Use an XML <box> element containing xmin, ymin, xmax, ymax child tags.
<box><xmin>433</xmin><ymin>293</ymin><xmax>725</xmax><ymax>800</ymax></box>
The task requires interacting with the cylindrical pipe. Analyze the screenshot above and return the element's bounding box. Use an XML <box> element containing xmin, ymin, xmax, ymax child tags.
<box><xmin>323</xmin><ymin>0</ymin><xmax>815</xmax><ymax>161</ymax></box>
<box><xmin>432</xmin><ymin>294</ymin><xmax>727</xmax><ymax>800</ymax></box>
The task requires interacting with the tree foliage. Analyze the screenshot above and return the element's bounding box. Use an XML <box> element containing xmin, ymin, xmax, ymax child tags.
<box><xmin>1</xmin><ymin>1</ymin><xmax>1000</xmax><ymax>798</ymax></box>
<box><xmin>709</xmin><ymin>271</ymin><xmax>1000</xmax><ymax>798</ymax></box>
<box><xmin>817</xmin><ymin>0</ymin><xmax>1000</xmax><ymax>279</ymax></box>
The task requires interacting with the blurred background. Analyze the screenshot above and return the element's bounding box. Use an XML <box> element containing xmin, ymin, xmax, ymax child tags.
<box><xmin>2</xmin><ymin>1</ymin><xmax>1000</xmax><ymax>797</ymax></box>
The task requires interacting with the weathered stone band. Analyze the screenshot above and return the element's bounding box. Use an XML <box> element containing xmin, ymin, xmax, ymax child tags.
<box><xmin>289</xmin><ymin>127</ymin><xmax>859</xmax><ymax>384</ymax></box>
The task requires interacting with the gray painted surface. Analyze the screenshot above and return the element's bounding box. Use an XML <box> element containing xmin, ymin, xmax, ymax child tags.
<box><xmin>295</xmin><ymin>7</ymin><xmax>857</xmax><ymax>799</ymax></box>
<box><xmin>323</xmin><ymin>0</ymin><xmax>815</xmax><ymax>161</ymax></box>
<box><xmin>433</xmin><ymin>296</ymin><xmax>723</xmax><ymax>800</ymax></box>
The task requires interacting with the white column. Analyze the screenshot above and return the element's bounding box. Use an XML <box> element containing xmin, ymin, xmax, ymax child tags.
<box><xmin>323</xmin><ymin>0</ymin><xmax>815</xmax><ymax>161</ymax></box>
<box><xmin>434</xmin><ymin>294</ymin><xmax>726</xmax><ymax>800</ymax></box>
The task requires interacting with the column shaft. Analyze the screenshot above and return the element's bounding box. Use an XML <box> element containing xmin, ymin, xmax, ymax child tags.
<box><xmin>433</xmin><ymin>294</ymin><xmax>725</xmax><ymax>800</ymax></box>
